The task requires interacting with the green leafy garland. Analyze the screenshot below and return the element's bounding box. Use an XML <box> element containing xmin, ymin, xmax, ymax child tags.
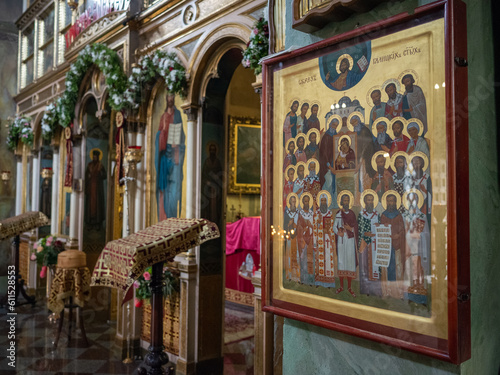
<box><xmin>22</xmin><ymin>44</ymin><xmax>189</xmax><ymax>146</ymax></box>
<box><xmin>117</xmin><ymin>50</ymin><xmax>188</xmax><ymax>109</ymax></box>
<box><xmin>41</xmin><ymin>98</ymin><xmax>61</xmax><ymax>140</ymax></box>
<box><xmin>6</xmin><ymin>115</ymin><xmax>33</xmax><ymax>151</ymax></box>
<box><xmin>241</xmin><ymin>18</ymin><xmax>269</xmax><ymax>75</ymax></box>
<box><xmin>134</xmin><ymin>265</ymin><xmax>180</xmax><ymax>308</ymax></box>
<box><xmin>57</xmin><ymin>43</ymin><xmax>128</xmax><ymax>128</ymax></box>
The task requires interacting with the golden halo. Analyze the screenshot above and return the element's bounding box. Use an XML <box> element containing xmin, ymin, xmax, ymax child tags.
<box><xmin>295</xmin><ymin>134</ymin><xmax>308</xmax><ymax>151</ymax></box>
<box><xmin>408</xmin><ymin>151</ymin><xmax>429</xmax><ymax>172</ymax></box>
<box><xmin>336</xmin><ymin>54</ymin><xmax>354</xmax><ymax>74</ymax></box>
<box><xmin>360</xmin><ymin>189</ymin><xmax>379</xmax><ymax>209</ymax></box>
<box><xmin>64</xmin><ymin>126</ymin><xmax>72</xmax><ymax>140</ymax></box>
<box><xmin>398</xmin><ymin>69</ymin><xmax>420</xmax><ymax>87</ymax></box>
<box><xmin>306</xmin><ymin>128</ymin><xmax>320</xmax><ymax>144</ymax></box>
<box><xmin>390</xmin><ymin>151</ymin><xmax>410</xmax><ymax>171</ymax></box>
<box><xmin>381</xmin><ymin>190</ymin><xmax>402</xmax><ymax>211</ymax></box>
<box><xmin>300</xmin><ymin>192</ymin><xmax>313</xmax><ymax>209</ymax></box>
<box><xmin>307</xmin><ymin>158</ymin><xmax>320</xmax><ymax>175</ymax></box>
<box><xmin>310</xmin><ymin>101</ymin><xmax>321</xmax><ymax>117</ymax></box>
<box><xmin>284</xmin><ymin>165</ymin><xmax>296</xmax><ymax>180</ymax></box>
<box><xmin>337</xmin><ymin>190</ymin><xmax>354</xmax><ymax>209</ymax></box>
<box><xmin>347</xmin><ymin>111</ymin><xmax>365</xmax><ymax>130</ymax></box>
<box><xmin>285</xmin><ymin>138</ymin><xmax>296</xmax><ymax>151</ymax></box>
<box><xmin>371</xmin><ymin>151</ymin><xmax>390</xmax><ymax>171</ymax></box>
<box><xmin>89</xmin><ymin>148</ymin><xmax>103</xmax><ymax>161</ymax></box>
<box><xmin>366</xmin><ymin>85</ymin><xmax>383</xmax><ymax>107</ymax></box>
<box><xmin>286</xmin><ymin>192</ymin><xmax>299</xmax><ymax>210</ymax></box>
<box><xmin>295</xmin><ymin>161</ymin><xmax>307</xmax><ymax>176</ymax></box>
<box><xmin>288</xmin><ymin>98</ymin><xmax>301</xmax><ymax>111</ymax></box>
<box><xmin>402</xmin><ymin>188</ymin><xmax>425</xmax><ymax>210</ymax></box>
<box><xmin>403</xmin><ymin>118</ymin><xmax>424</xmax><ymax>138</ymax></box>
<box><xmin>337</xmin><ymin>135</ymin><xmax>352</xmax><ymax>153</ymax></box>
<box><xmin>206</xmin><ymin>141</ymin><xmax>219</xmax><ymax>155</ymax></box>
<box><xmin>316</xmin><ymin>190</ymin><xmax>332</xmax><ymax>208</ymax></box>
<box><xmin>372</xmin><ymin>117</ymin><xmax>391</xmax><ymax>138</ymax></box>
<box><xmin>382</xmin><ymin>78</ymin><xmax>402</xmax><ymax>96</ymax></box>
<box><xmin>390</xmin><ymin>116</ymin><xmax>407</xmax><ymax>139</ymax></box>
<box><xmin>115</xmin><ymin>111</ymin><xmax>124</xmax><ymax>128</ymax></box>
<box><xmin>326</xmin><ymin>114</ymin><xmax>343</xmax><ymax>133</ymax></box>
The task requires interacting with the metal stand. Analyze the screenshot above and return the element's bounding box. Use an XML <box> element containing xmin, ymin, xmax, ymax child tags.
<box><xmin>10</xmin><ymin>235</ymin><xmax>36</xmax><ymax>307</ymax></box>
<box><xmin>138</xmin><ymin>262</ymin><xmax>173</xmax><ymax>375</ymax></box>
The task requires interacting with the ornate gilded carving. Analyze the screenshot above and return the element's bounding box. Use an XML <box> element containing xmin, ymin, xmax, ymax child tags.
<box><xmin>293</xmin><ymin>0</ymin><xmax>392</xmax><ymax>33</ymax></box>
<box><xmin>65</xmin><ymin>11</ymin><xmax>126</xmax><ymax>54</ymax></box>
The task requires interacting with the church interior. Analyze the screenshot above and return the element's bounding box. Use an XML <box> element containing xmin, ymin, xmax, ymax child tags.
<box><xmin>0</xmin><ymin>0</ymin><xmax>499</xmax><ymax>375</ymax></box>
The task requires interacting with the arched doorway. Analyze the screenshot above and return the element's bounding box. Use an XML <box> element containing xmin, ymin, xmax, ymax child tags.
<box><xmin>199</xmin><ymin>45</ymin><xmax>261</xmax><ymax>374</ymax></box>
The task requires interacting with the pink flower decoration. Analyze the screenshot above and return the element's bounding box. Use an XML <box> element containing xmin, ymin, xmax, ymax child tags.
<box><xmin>40</xmin><ymin>266</ymin><xmax>47</xmax><ymax>279</ymax></box>
<box><xmin>30</xmin><ymin>253</ymin><xmax>37</xmax><ymax>261</ymax></box>
<box><xmin>253</xmin><ymin>28</ymin><xmax>259</xmax><ymax>34</ymax></box>
<box><xmin>134</xmin><ymin>298</ymin><xmax>143</xmax><ymax>308</ymax></box>
<box><xmin>143</xmin><ymin>271</ymin><xmax>151</xmax><ymax>281</ymax></box>
<box><xmin>134</xmin><ymin>280</ymin><xmax>140</xmax><ymax>288</ymax></box>
<box><xmin>46</xmin><ymin>236</ymin><xmax>54</xmax><ymax>246</ymax></box>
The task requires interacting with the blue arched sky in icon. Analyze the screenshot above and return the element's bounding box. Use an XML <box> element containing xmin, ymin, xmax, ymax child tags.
<box><xmin>319</xmin><ymin>41</ymin><xmax>372</xmax><ymax>91</ymax></box>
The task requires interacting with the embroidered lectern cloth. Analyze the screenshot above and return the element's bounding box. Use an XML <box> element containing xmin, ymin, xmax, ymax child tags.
<box><xmin>0</xmin><ymin>211</ymin><xmax>49</xmax><ymax>240</ymax></box>
<box><xmin>90</xmin><ymin>218</ymin><xmax>219</xmax><ymax>298</ymax></box>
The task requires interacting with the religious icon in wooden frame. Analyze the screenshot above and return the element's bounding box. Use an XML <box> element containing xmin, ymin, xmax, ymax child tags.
<box><xmin>261</xmin><ymin>0</ymin><xmax>470</xmax><ymax>364</ymax></box>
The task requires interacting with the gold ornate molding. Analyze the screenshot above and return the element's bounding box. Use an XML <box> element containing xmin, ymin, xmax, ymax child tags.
<box><xmin>65</xmin><ymin>11</ymin><xmax>126</xmax><ymax>55</ymax></box>
<box><xmin>293</xmin><ymin>0</ymin><xmax>392</xmax><ymax>33</ymax></box>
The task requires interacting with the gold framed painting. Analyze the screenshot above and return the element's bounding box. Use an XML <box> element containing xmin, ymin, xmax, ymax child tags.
<box><xmin>228</xmin><ymin>116</ymin><xmax>261</xmax><ymax>194</ymax></box>
<box><xmin>262</xmin><ymin>0</ymin><xmax>470</xmax><ymax>364</ymax></box>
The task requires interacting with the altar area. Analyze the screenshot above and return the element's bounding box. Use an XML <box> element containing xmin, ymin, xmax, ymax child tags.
<box><xmin>225</xmin><ymin>217</ymin><xmax>261</xmax><ymax>306</ymax></box>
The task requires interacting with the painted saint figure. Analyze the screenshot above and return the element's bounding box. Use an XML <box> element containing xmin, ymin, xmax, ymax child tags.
<box><xmin>304</xmin><ymin>159</ymin><xmax>321</xmax><ymax>206</ymax></box>
<box><xmin>283</xmin><ymin>139</ymin><xmax>297</xmax><ymax>172</ymax></box>
<box><xmin>325</xmin><ymin>57</ymin><xmax>361</xmax><ymax>91</ymax></box>
<box><xmin>391</xmin><ymin>152</ymin><xmax>411</xmax><ymax>213</ymax></box>
<box><xmin>304</xmin><ymin>104</ymin><xmax>320</xmax><ymax>133</ymax></box>
<box><xmin>155</xmin><ymin>93</ymin><xmax>185</xmax><ymax>220</ymax></box>
<box><xmin>283</xmin><ymin>100</ymin><xmax>299</xmax><ymax>145</ymax></box>
<box><xmin>406</xmin><ymin>122</ymin><xmax>430</xmax><ymax>172</ymax></box>
<box><xmin>297</xmin><ymin>102</ymin><xmax>309</xmax><ymax>134</ymax></box>
<box><xmin>293</xmin><ymin>163</ymin><xmax>306</xmax><ymax>199</ymax></box>
<box><xmin>334</xmin><ymin>192</ymin><xmax>359</xmax><ymax>297</ymax></box>
<box><xmin>389</xmin><ymin>119</ymin><xmax>410</xmax><ymax>155</ymax></box>
<box><xmin>201</xmin><ymin>142</ymin><xmax>223</xmax><ymax>225</ymax></box>
<box><xmin>283</xmin><ymin>166</ymin><xmax>296</xmax><ymax>208</ymax></box>
<box><xmin>284</xmin><ymin>193</ymin><xmax>300</xmax><ymax>282</ymax></box>
<box><xmin>294</xmin><ymin>135</ymin><xmax>307</xmax><ymax>163</ymax></box>
<box><xmin>380</xmin><ymin>192</ymin><xmax>406</xmax><ymax>299</ymax></box>
<box><xmin>402</xmin><ymin>190</ymin><xmax>430</xmax><ymax>305</ymax></box>
<box><xmin>357</xmin><ymin>190</ymin><xmax>381</xmax><ymax>296</ymax></box>
<box><xmin>335</xmin><ymin>136</ymin><xmax>356</xmax><ymax>170</ymax></box>
<box><xmin>384</xmin><ymin>83</ymin><xmax>404</xmax><ymax>119</ymax></box>
<box><xmin>373</xmin><ymin>119</ymin><xmax>393</xmax><ymax>153</ymax></box>
<box><xmin>313</xmin><ymin>192</ymin><xmax>336</xmax><ymax>288</ymax></box>
<box><xmin>85</xmin><ymin>150</ymin><xmax>107</xmax><ymax>230</ymax></box>
<box><xmin>304</xmin><ymin>130</ymin><xmax>320</xmax><ymax>160</ymax></box>
<box><xmin>369</xmin><ymin>89</ymin><xmax>387</xmax><ymax>130</ymax></box>
<box><xmin>297</xmin><ymin>193</ymin><xmax>315</xmax><ymax>285</ymax></box>
<box><xmin>371</xmin><ymin>152</ymin><xmax>394</xmax><ymax>203</ymax></box>
<box><xmin>401</xmin><ymin>74</ymin><xmax>428</xmax><ymax>136</ymax></box>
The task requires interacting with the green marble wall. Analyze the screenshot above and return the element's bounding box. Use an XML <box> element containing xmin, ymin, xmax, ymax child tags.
<box><xmin>281</xmin><ymin>0</ymin><xmax>500</xmax><ymax>374</ymax></box>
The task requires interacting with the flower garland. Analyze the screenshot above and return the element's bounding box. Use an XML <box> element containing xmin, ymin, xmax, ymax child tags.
<box><xmin>6</xmin><ymin>115</ymin><xmax>33</xmax><ymax>151</ymax></box>
<box><xmin>116</xmin><ymin>50</ymin><xmax>188</xmax><ymax>109</ymax></box>
<box><xmin>134</xmin><ymin>265</ymin><xmax>180</xmax><ymax>308</ymax></box>
<box><xmin>241</xmin><ymin>18</ymin><xmax>269</xmax><ymax>75</ymax></box>
<box><xmin>41</xmin><ymin>97</ymin><xmax>62</xmax><ymax>140</ymax></box>
<box><xmin>57</xmin><ymin>43</ymin><xmax>128</xmax><ymax>128</ymax></box>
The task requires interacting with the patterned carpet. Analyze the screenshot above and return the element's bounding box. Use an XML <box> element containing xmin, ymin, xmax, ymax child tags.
<box><xmin>0</xmin><ymin>298</ymin><xmax>254</xmax><ymax>375</ymax></box>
